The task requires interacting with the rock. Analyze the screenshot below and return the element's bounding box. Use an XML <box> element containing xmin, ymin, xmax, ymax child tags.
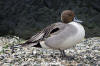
<box><xmin>97</xmin><ymin>61</ymin><xmax>100</xmax><ymax>65</ymax></box>
<box><xmin>0</xmin><ymin>46</ymin><xmax>2</xmax><ymax>52</ymax></box>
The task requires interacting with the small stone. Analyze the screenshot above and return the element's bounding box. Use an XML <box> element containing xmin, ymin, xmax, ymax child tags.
<box><xmin>2</xmin><ymin>63</ymin><xmax>10</xmax><ymax>66</ymax></box>
<box><xmin>0</xmin><ymin>46</ymin><xmax>2</xmax><ymax>52</ymax></box>
<box><xmin>0</xmin><ymin>56</ymin><xmax>4</xmax><ymax>60</ymax></box>
<box><xmin>97</xmin><ymin>61</ymin><xmax>100</xmax><ymax>65</ymax></box>
<box><xmin>77</xmin><ymin>63</ymin><xmax>84</xmax><ymax>66</ymax></box>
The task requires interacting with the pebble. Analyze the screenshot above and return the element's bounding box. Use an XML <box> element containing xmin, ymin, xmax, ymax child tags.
<box><xmin>0</xmin><ymin>46</ymin><xmax>2</xmax><ymax>52</ymax></box>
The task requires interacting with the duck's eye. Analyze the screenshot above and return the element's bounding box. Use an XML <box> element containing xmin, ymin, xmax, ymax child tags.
<box><xmin>50</xmin><ymin>28</ymin><xmax>59</xmax><ymax>34</ymax></box>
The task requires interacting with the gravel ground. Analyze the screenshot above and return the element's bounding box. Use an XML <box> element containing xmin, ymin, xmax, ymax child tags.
<box><xmin>0</xmin><ymin>36</ymin><xmax>100</xmax><ymax>66</ymax></box>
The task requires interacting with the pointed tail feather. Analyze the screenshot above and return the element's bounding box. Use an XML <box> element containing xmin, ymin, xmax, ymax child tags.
<box><xmin>19</xmin><ymin>41</ymin><xmax>38</xmax><ymax>47</ymax></box>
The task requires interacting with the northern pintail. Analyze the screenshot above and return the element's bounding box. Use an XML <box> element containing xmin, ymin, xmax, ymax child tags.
<box><xmin>21</xmin><ymin>10</ymin><xmax>85</xmax><ymax>59</ymax></box>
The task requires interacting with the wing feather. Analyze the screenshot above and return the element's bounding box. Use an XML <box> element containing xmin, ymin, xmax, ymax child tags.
<box><xmin>22</xmin><ymin>22</ymin><xmax>61</xmax><ymax>46</ymax></box>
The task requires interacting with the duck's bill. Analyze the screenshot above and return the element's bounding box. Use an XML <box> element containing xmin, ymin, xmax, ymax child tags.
<box><xmin>73</xmin><ymin>17</ymin><xmax>83</xmax><ymax>23</ymax></box>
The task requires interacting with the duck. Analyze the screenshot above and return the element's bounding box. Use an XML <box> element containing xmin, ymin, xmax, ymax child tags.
<box><xmin>21</xmin><ymin>10</ymin><xmax>85</xmax><ymax>59</ymax></box>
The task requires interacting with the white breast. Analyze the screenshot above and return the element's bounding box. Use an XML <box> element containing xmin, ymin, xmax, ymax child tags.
<box><xmin>61</xmin><ymin>22</ymin><xmax>85</xmax><ymax>50</ymax></box>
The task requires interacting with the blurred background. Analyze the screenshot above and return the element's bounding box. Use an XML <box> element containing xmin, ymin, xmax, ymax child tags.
<box><xmin>0</xmin><ymin>0</ymin><xmax>100</xmax><ymax>39</ymax></box>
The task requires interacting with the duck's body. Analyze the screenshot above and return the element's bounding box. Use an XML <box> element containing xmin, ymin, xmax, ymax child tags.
<box><xmin>41</xmin><ymin>22</ymin><xmax>85</xmax><ymax>50</ymax></box>
<box><xmin>21</xmin><ymin>10</ymin><xmax>85</xmax><ymax>58</ymax></box>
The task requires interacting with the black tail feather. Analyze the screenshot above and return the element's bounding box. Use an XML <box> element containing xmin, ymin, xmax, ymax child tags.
<box><xmin>19</xmin><ymin>41</ymin><xmax>37</xmax><ymax>47</ymax></box>
<box><xmin>18</xmin><ymin>41</ymin><xmax>42</xmax><ymax>48</ymax></box>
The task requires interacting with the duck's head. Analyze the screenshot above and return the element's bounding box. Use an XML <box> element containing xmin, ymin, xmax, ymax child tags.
<box><xmin>61</xmin><ymin>10</ymin><xmax>82</xmax><ymax>23</ymax></box>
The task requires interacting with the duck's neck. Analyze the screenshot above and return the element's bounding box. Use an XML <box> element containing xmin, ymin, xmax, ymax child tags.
<box><xmin>62</xmin><ymin>21</ymin><xmax>70</xmax><ymax>24</ymax></box>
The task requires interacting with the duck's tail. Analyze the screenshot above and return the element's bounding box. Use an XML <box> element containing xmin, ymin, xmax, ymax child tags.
<box><xmin>18</xmin><ymin>41</ymin><xmax>37</xmax><ymax>47</ymax></box>
<box><xmin>18</xmin><ymin>40</ymin><xmax>42</xmax><ymax>48</ymax></box>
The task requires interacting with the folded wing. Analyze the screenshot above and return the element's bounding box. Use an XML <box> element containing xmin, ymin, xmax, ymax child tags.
<box><xmin>21</xmin><ymin>22</ymin><xmax>61</xmax><ymax>46</ymax></box>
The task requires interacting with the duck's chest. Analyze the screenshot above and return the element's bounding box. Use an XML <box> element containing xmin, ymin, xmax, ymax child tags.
<box><xmin>62</xmin><ymin>22</ymin><xmax>85</xmax><ymax>48</ymax></box>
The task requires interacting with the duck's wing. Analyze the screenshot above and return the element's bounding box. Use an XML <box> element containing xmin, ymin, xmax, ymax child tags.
<box><xmin>21</xmin><ymin>22</ymin><xmax>61</xmax><ymax>46</ymax></box>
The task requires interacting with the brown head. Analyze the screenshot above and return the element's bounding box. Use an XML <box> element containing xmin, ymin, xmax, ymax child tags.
<box><xmin>61</xmin><ymin>10</ymin><xmax>75</xmax><ymax>23</ymax></box>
